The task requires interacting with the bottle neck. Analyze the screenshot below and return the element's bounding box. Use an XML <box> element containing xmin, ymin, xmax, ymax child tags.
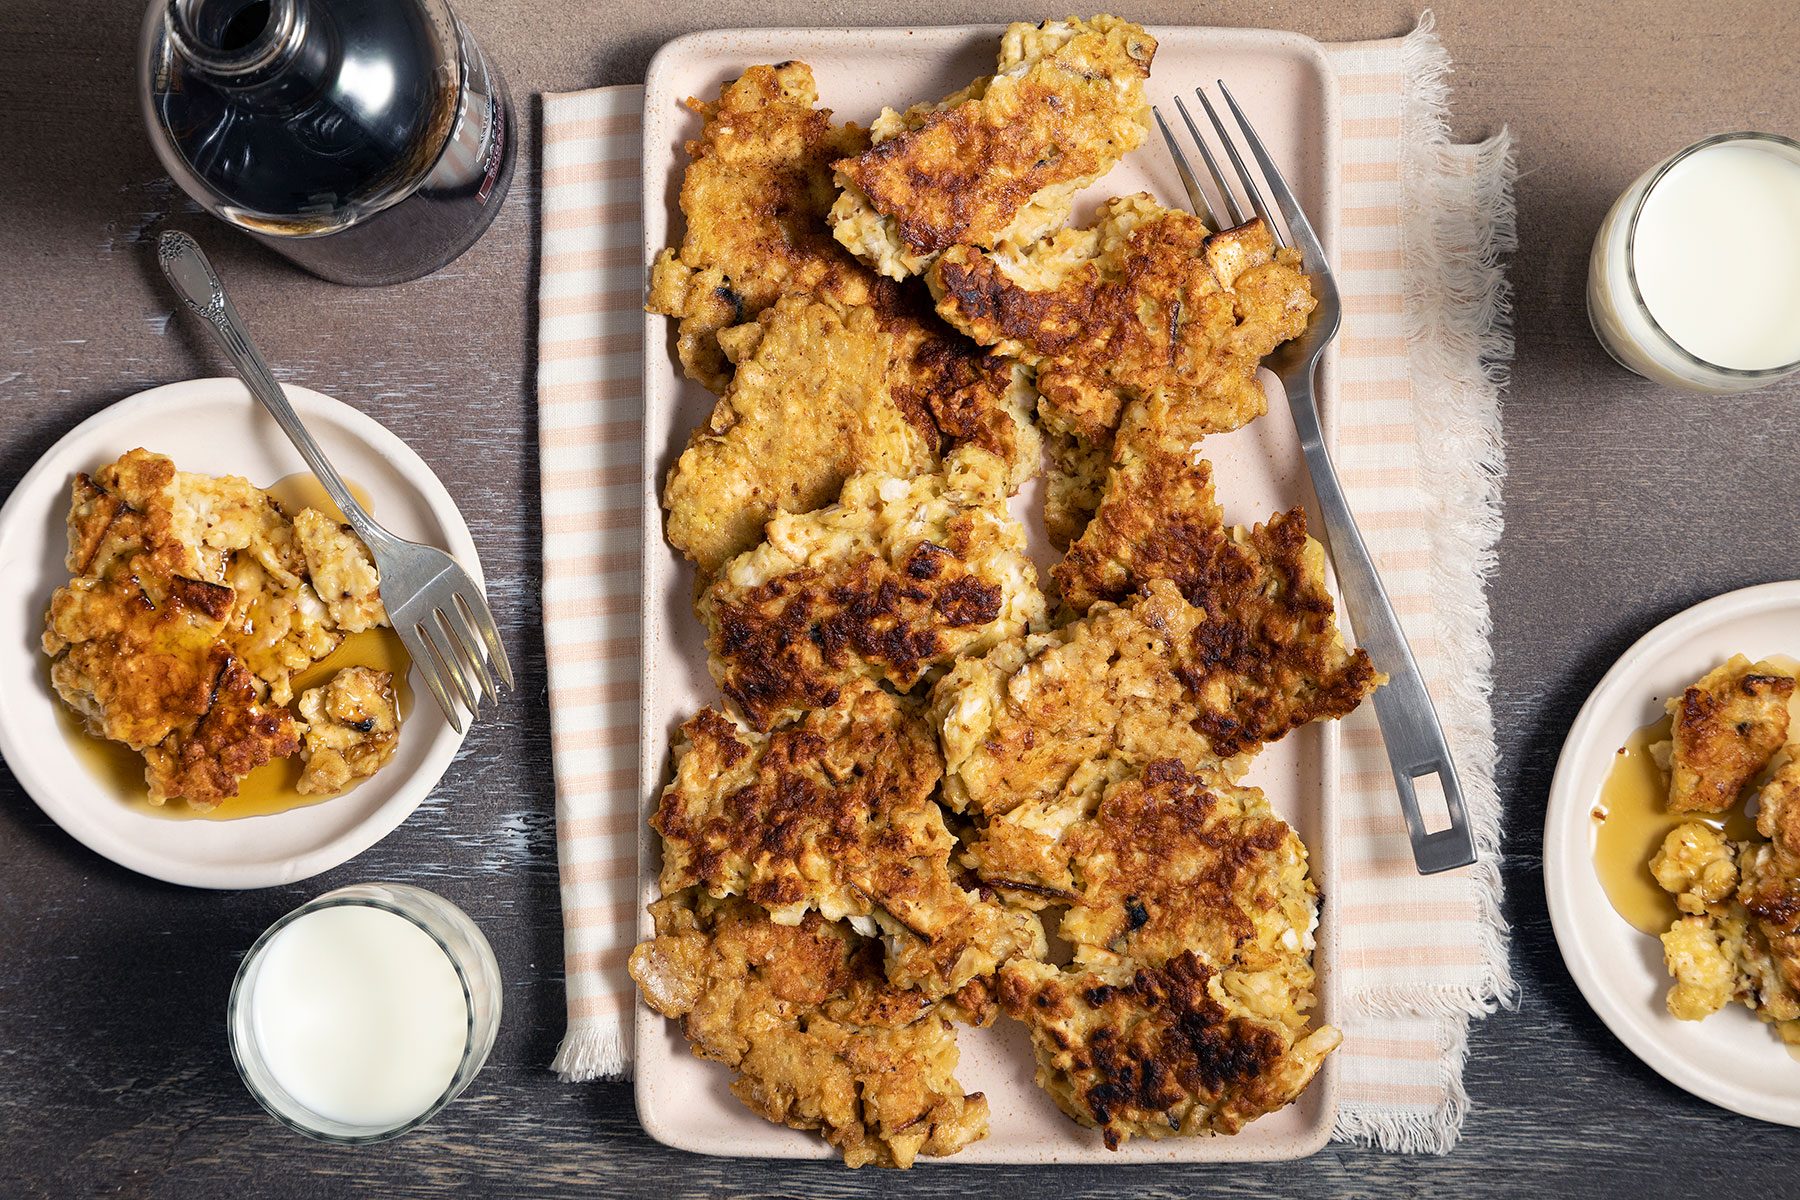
<box><xmin>166</xmin><ymin>0</ymin><xmax>313</xmax><ymax>89</ymax></box>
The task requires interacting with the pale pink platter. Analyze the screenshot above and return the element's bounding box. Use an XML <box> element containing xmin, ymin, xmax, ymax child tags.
<box><xmin>635</xmin><ymin>24</ymin><xmax>1343</xmax><ymax>1164</ymax></box>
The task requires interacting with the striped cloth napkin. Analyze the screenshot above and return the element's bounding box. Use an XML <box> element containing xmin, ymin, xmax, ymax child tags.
<box><xmin>539</xmin><ymin>13</ymin><xmax>1514</xmax><ymax>1153</ymax></box>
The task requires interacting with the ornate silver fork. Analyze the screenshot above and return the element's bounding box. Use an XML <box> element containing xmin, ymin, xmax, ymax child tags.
<box><xmin>1153</xmin><ymin>87</ymin><xmax>1477</xmax><ymax>874</ymax></box>
<box><xmin>158</xmin><ymin>230</ymin><xmax>512</xmax><ymax>734</ymax></box>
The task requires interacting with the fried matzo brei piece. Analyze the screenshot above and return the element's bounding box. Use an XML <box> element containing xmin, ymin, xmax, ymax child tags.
<box><xmin>1651</xmin><ymin>820</ymin><xmax>1748</xmax><ymax>1021</ymax></box>
<box><xmin>1664</xmin><ymin>654</ymin><xmax>1794</xmax><ymax>813</ymax></box>
<box><xmin>292</xmin><ymin>507</ymin><xmax>387</xmax><ymax>634</ymax></box>
<box><xmin>46</xmin><ymin>455</ymin><xmax>240</xmax><ymax>753</ymax></box>
<box><xmin>998</xmin><ymin>951</ymin><xmax>1341</xmax><ymax>1149</ymax></box>
<box><xmin>651</xmin><ymin>681</ymin><xmax>1045</xmax><ymax>997</ymax></box>
<box><xmin>930</xmin><ymin>581</ymin><xmax>1226</xmax><ymax>818</ymax></box>
<box><xmin>1054</xmin><ymin>762</ymin><xmax>1321</xmax><ymax>979</ymax></box>
<box><xmin>699</xmin><ymin>447</ymin><xmax>1045</xmax><ymax>731</ymax></box>
<box><xmin>1651</xmin><ymin>762</ymin><xmax>1800</xmax><ymax>1033</ymax></box>
<box><xmin>1050</xmin><ymin>407</ymin><xmax>1381</xmax><ymax>750</ymax></box>
<box><xmin>980</xmin><ymin>758</ymin><xmax>1336</xmax><ymax>1149</ymax></box>
<box><xmin>662</xmin><ymin>294</ymin><xmax>940</xmax><ymax>575</ymax></box>
<box><xmin>628</xmin><ymin>891</ymin><xmax>989</xmax><ymax>1167</ymax></box>
<box><xmin>647</xmin><ymin>62</ymin><xmax>883</xmax><ymax>392</ymax></box>
<box><xmin>140</xmin><ymin>656</ymin><xmax>301</xmax><ymax>809</ymax></box>
<box><xmin>932</xmin><ymin>569</ymin><xmax>1375</xmax><ymax>823</ymax></box>
<box><xmin>966</xmin><ymin>758</ymin><xmax>1316</xmax><ymax>970</ymax></box>
<box><xmin>830</xmin><ymin>17</ymin><xmax>1156</xmax><ymax>279</ymax></box>
<box><xmin>932</xmin><ymin>196</ymin><xmax>1312</xmax><ymax>446</ymax></box>
<box><xmin>295</xmin><ymin>666</ymin><xmax>400</xmax><ymax>796</ymax></box>
<box><xmin>929</xmin><ymin>197</ymin><xmax>1313</xmax><ymax>543</ymax></box>
<box><xmin>643</xmin><ymin>65</ymin><xmax>1046</xmax><ymax>493</ymax></box>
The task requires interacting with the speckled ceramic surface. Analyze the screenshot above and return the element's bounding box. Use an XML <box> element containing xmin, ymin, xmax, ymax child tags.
<box><xmin>635</xmin><ymin>24</ymin><xmax>1343</xmax><ymax>1163</ymax></box>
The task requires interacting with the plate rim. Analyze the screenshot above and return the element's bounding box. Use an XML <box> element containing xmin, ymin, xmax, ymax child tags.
<box><xmin>1543</xmin><ymin>578</ymin><xmax>1800</xmax><ymax>1126</ymax></box>
<box><xmin>632</xmin><ymin>22</ymin><xmax>1344</xmax><ymax>1164</ymax></box>
<box><xmin>0</xmin><ymin>377</ymin><xmax>479</xmax><ymax>890</ymax></box>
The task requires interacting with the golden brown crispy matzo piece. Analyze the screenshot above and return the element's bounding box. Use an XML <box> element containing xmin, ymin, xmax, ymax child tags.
<box><xmin>1053</xmin><ymin>412</ymin><xmax>1380</xmax><ymax>758</ymax></box>
<box><xmin>930</xmin><ymin>581</ymin><xmax>1227</xmax><ymax>818</ymax></box>
<box><xmin>661</xmin><ymin>295</ymin><xmax>941</xmax><ymax>576</ymax></box>
<box><xmin>831</xmin><ymin>17</ymin><xmax>1156</xmax><ymax>277</ymax></box>
<box><xmin>1666</xmin><ymin>655</ymin><xmax>1793</xmax><ymax>813</ymax></box>
<box><xmin>700</xmin><ymin>448</ymin><xmax>1044</xmax><ymax>731</ymax></box>
<box><xmin>647</xmin><ymin>62</ymin><xmax>885</xmax><ymax>392</ymax></box>
<box><xmin>972</xmin><ymin>760</ymin><xmax>1310</xmax><ymax>965</ymax></box>
<box><xmin>142</xmin><ymin>656</ymin><xmax>301</xmax><ymax>808</ymax></box>
<box><xmin>628</xmin><ymin>892</ymin><xmax>988</xmax><ymax>1168</ymax></box>
<box><xmin>651</xmin><ymin>682</ymin><xmax>1044</xmax><ymax>997</ymax></box>
<box><xmin>292</xmin><ymin>507</ymin><xmax>386</xmax><ymax>634</ymax></box>
<box><xmin>998</xmin><ymin>953</ymin><xmax>1340</xmax><ymax>1149</ymax></box>
<box><xmin>933</xmin><ymin>569</ymin><xmax>1375</xmax><ymax>822</ymax></box>
<box><xmin>45</xmin><ymin>452</ymin><xmax>240</xmax><ymax>751</ymax></box>
<box><xmin>930</xmin><ymin>199</ymin><xmax>1313</xmax><ymax>450</ymax></box>
<box><xmin>295</xmin><ymin>666</ymin><xmax>399</xmax><ymax>796</ymax></box>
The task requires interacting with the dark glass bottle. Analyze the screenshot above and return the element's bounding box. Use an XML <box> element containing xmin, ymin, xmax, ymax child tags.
<box><xmin>139</xmin><ymin>0</ymin><xmax>515</xmax><ymax>285</ymax></box>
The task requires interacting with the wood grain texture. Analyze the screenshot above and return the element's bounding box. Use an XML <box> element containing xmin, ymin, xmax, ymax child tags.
<box><xmin>1</xmin><ymin>1</ymin><xmax>1798</xmax><ymax>1196</ymax></box>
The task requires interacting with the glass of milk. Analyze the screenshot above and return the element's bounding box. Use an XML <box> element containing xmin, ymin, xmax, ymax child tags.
<box><xmin>228</xmin><ymin>883</ymin><xmax>502</xmax><ymax>1142</ymax></box>
<box><xmin>1588</xmin><ymin>131</ymin><xmax>1800</xmax><ymax>392</ymax></box>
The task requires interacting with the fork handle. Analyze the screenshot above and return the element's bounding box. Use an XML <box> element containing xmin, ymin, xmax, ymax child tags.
<box><xmin>1283</xmin><ymin>368</ymin><xmax>1477</xmax><ymax>875</ymax></box>
<box><xmin>157</xmin><ymin>231</ymin><xmax>390</xmax><ymax>550</ymax></box>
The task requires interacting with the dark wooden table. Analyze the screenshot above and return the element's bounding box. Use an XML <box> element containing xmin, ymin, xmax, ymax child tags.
<box><xmin>4</xmin><ymin>1</ymin><xmax>1798</xmax><ymax>1196</ymax></box>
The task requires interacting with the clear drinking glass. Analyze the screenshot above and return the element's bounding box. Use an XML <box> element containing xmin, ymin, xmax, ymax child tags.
<box><xmin>227</xmin><ymin>883</ymin><xmax>502</xmax><ymax>1143</ymax></box>
<box><xmin>1587</xmin><ymin>131</ymin><xmax>1800</xmax><ymax>393</ymax></box>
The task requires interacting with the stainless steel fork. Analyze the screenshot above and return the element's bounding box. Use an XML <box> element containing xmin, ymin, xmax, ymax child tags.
<box><xmin>158</xmin><ymin>230</ymin><xmax>513</xmax><ymax>734</ymax></box>
<box><xmin>1154</xmin><ymin>87</ymin><xmax>1477</xmax><ymax>875</ymax></box>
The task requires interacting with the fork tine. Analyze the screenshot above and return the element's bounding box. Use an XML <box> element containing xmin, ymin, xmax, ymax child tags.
<box><xmin>442</xmin><ymin>601</ymin><xmax>499</xmax><ymax>706</ymax></box>
<box><xmin>430</xmin><ymin>610</ymin><xmax>482</xmax><ymax>715</ymax></box>
<box><xmin>1151</xmin><ymin>105</ymin><xmax>1221</xmax><ymax>229</ymax></box>
<box><xmin>398</xmin><ymin>621</ymin><xmax>465</xmax><ymax>734</ymax></box>
<box><xmin>1194</xmin><ymin>86</ymin><xmax>1282</xmax><ymax>247</ymax></box>
<box><xmin>1171</xmin><ymin>93</ymin><xmax>1246</xmax><ymax>228</ymax></box>
<box><xmin>455</xmin><ymin>587</ymin><xmax>514</xmax><ymax>691</ymax></box>
<box><xmin>1216</xmin><ymin>81</ymin><xmax>1327</xmax><ymax>264</ymax></box>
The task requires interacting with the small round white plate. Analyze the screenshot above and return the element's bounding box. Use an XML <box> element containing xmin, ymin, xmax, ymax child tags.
<box><xmin>1545</xmin><ymin>580</ymin><xmax>1800</xmax><ymax>1125</ymax></box>
<box><xmin>0</xmin><ymin>379</ymin><xmax>479</xmax><ymax>890</ymax></box>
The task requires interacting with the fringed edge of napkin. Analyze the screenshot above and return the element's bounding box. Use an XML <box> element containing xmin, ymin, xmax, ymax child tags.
<box><xmin>552</xmin><ymin>1022</ymin><xmax>630</xmax><ymax>1084</ymax></box>
<box><xmin>1331</xmin><ymin>12</ymin><xmax>1517</xmax><ymax>1155</ymax></box>
<box><xmin>1337</xmin><ymin>1014</ymin><xmax>1474</xmax><ymax>1154</ymax></box>
<box><xmin>1388</xmin><ymin>9</ymin><xmax>1517</xmax><ymax>1021</ymax></box>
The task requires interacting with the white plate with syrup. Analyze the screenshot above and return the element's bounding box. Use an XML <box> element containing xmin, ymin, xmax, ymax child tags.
<box><xmin>1545</xmin><ymin>580</ymin><xmax>1800</xmax><ymax>1125</ymax></box>
<box><xmin>0</xmin><ymin>378</ymin><xmax>480</xmax><ymax>889</ymax></box>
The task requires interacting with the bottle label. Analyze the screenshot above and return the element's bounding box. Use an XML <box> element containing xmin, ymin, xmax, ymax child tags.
<box><xmin>476</xmin><ymin>94</ymin><xmax>505</xmax><ymax>205</ymax></box>
<box><xmin>426</xmin><ymin>24</ymin><xmax>505</xmax><ymax>202</ymax></box>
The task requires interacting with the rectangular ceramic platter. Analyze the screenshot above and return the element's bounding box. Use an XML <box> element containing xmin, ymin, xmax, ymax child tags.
<box><xmin>636</xmin><ymin>24</ymin><xmax>1343</xmax><ymax>1165</ymax></box>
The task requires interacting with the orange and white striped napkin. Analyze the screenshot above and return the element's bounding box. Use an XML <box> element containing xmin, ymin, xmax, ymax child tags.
<box><xmin>540</xmin><ymin>13</ymin><xmax>1513</xmax><ymax>1153</ymax></box>
<box><xmin>538</xmin><ymin>95</ymin><xmax>644</xmax><ymax>1067</ymax></box>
